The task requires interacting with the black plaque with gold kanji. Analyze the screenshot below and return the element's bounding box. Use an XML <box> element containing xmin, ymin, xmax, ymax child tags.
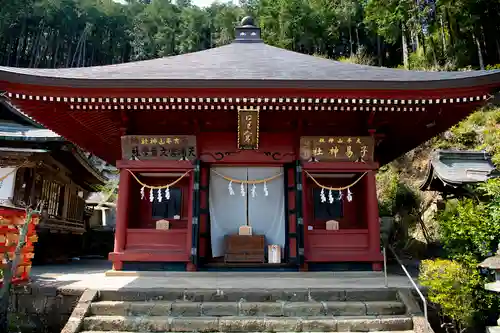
<box><xmin>121</xmin><ymin>135</ymin><xmax>197</xmax><ymax>160</ymax></box>
<box><xmin>237</xmin><ymin>107</ymin><xmax>260</xmax><ymax>150</ymax></box>
<box><xmin>299</xmin><ymin>136</ymin><xmax>374</xmax><ymax>162</ymax></box>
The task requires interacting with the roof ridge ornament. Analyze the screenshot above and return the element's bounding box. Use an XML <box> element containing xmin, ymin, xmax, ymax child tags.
<box><xmin>233</xmin><ymin>16</ymin><xmax>263</xmax><ymax>44</ymax></box>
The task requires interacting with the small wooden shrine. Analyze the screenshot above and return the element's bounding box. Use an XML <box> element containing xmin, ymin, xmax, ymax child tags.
<box><xmin>420</xmin><ymin>149</ymin><xmax>500</xmax><ymax>198</ymax></box>
<box><xmin>1</xmin><ymin>17</ymin><xmax>500</xmax><ymax>271</ymax></box>
<box><xmin>0</xmin><ymin>99</ymin><xmax>107</xmax><ymax>263</ymax></box>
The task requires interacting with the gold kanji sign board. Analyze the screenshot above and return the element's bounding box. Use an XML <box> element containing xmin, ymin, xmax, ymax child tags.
<box><xmin>238</xmin><ymin>107</ymin><xmax>260</xmax><ymax>150</ymax></box>
<box><xmin>121</xmin><ymin>135</ymin><xmax>197</xmax><ymax>160</ymax></box>
<box><xmin>300</xmin><ymin>136</ymin><xmax>374</xmax><ymax>162</ymax></box>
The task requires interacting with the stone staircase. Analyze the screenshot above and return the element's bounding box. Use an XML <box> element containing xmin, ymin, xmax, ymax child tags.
<box><xmin>78</xmin><ymin>288</ymin><xmax>422</xmax><ymax>333</ymax></box>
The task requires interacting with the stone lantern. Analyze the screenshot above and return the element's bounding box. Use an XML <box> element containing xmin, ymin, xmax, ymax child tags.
<box><xmin>479</xmin><ymin>244</ymin><xmax>500</xmax><ymax>333</ymax></box>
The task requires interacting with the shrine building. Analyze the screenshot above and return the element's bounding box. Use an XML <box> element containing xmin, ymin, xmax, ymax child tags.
<box><xmin>1</xmin><ymin>17</ymin><xmax>500</xmax><ymax>272</ymax></box>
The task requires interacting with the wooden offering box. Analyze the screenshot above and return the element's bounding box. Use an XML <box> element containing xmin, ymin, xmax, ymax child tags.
<box><xmin>224</xmin><ymin>235</ymin><xmax>265</xmax><ymax>263</ymax></box>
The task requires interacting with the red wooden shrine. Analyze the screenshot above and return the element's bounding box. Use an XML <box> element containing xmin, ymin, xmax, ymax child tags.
<box><xmin>1</xmin><ymin>17</ymin><xmax>500</xmax><ymax>271</ymax></box>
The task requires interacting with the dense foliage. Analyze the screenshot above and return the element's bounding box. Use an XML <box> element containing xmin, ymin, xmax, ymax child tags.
<box><xmin>1</xmin><ymin>0</ymin><xmax>500</xmax><ymax>70</ymax></box>
<box><xmin>417</xmin><ymin>147</ymin><xmax>500</xmax><ymax>332</ymax></box>
<box><xmin>432</xmin><ymin>107</ymin><xmax>500</xmax><ymax>165</ymax></box>
<box><xmin>420</xmin><ymin>184</ymin><xmax>500</xmax><ymax>332</ymax></box>
<box><xmin>420</xmin><ymin>259</ymin><xmax>482</xmax><ymax>333</ymax></box>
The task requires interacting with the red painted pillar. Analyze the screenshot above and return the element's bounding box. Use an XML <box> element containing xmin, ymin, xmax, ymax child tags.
<box><xmin>300</xmin><ymin>169</ymin><xmax>308</xmax><ymax>272</ymax></box>
<box><xmin>365</xmin><ymin>170</ymin><xmax>382</xmax><ymax>271</ymax></box>
<box><xmin>112</xmin><ymin>169</ymin><xmax>131</xmax><ymax>270</ymax></box>
<box><xmin>186</xmin><ymin>173</ymin><xmax>196</xmax><ymax>272</ymax></box>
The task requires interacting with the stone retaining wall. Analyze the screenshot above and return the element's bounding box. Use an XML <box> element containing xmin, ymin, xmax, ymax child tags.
<box><xmin>8</xmin><ymin>282</ymin><xmax>83</xmax><ymax>332</ymax></box>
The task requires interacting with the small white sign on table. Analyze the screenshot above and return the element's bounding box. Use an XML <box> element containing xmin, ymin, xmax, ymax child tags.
<box><xmin>268</xmin><ymin>245</ymin><xmax>281</xmax><ymax>264</ymax></box>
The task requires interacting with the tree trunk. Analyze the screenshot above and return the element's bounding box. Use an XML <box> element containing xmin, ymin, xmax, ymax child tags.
<box><xmin>90</xmin><ymin>46</ymin><xmax>95</xmax><ymax>67</ymax></box>
<box><xmin>429</xmin><ymin>38</ymin><xmax>438</xmax><ymax>68</ymax></box>
<box><xmin>377</xmin><ymin>34</ymin><xmax>382</xmax><ymax>66</ymax></box>
<box><xmin>412</xmin><ymin>31</ymin><xmax>419</xmax><ymax>52</ymax></box>
<box><xmin>402</xmin><ymin>25</ymin><xmax>409</xmax><ymax>69</ymax></box>
<box><xmin>480</xmin><ymin>24</ymin><xmax>488</xmax><ymax>60</ymax></box>
<box><xmin>419</xmin><ymin>33</ymin><xmax>426</xmax><ymax>55</ymax></box>
<box><xmin>53</xmin><ymin>32</ymin><xmax>61</xmax><ymax>68</ymax></box>
<box><xmin>348</xmin><ymin>17</ymin><xmax>353</xmax><ymax>57</ymax></box>
<box><xmin>28</xmin><ymin>28</ymin><xmax>43</xmax><ymax>68</ymax></box>
<box><xmin>20</xmin><ymin>31</ymin><xmax>30</xmax><ymax>67</ymax></box>
<box><xmin>72</xmin><ymin>27</ymin><xmax>87</xmax><ymax>68</ymax></box>
<box><xmin>440</xmin><ymin>15</ymin><xmax>447</xmax><ymax>58</ymax></box>
<box><xmin>0</xmin><ymin>211</ymin><xmax>33</xmax><ymax>333</ymax></box>
<box><xmin>495</xmin><ymin>39</ymin><xmax>500</xmax><ymax>63</ymax></box>
<box><xmin>15</xmin><ymin>20</ymin><xmax>27</xmax><ymax>67</ymax></box>
<box><xmin>5</xmin><ymin>35</ymin><xmax>13</xmax><ymax>66</ymax></box>
<box><xmin>445</xmin><ymin>9</ymin><xmax>455</xmax><ymax>49</ymax></box>
<box><xmin>473</xmin><ymin>31</ymin><xmax>485</xmax><ymax>70</ymax></box>
<box><xmin>65</xmin><ymin>44</ymin><xmax>72</xmax><ymax>68</ymax></box>
<box><xmin>355</xmin><ymin>26</ymin><xmax>360</xmax><ymax>53</ymax></box>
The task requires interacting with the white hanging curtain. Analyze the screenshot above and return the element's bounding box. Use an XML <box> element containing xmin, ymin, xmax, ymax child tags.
<box><xmin>209</xmin><ymin>167</ymin><xmax>247</xmax><ymax>257</ymax></box>
<box><xmin>208</xmin><ymin>166</ymin><xmax>286</xmax><ymax>258</ymax></box>
<box><xmin>247</xmin><ymin>167</ymin><xmax>285</xmax><ymax>257</ymax></box>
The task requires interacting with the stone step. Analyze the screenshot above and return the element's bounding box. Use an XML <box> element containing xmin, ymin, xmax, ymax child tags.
<box><xmin>90</xmin><ymin>300</ymin><xmax>406</xmax><ymax>317</ymax></box>
<box><xmin>82</xmin><ymin>315</ymin><xmax>413</xmax><ymax>332</ymax></box>
<box><xmin>98</xmin><ymin>288</ymin><xmax>399</xmax><ymax>302</ymax></box>
<box><xmin>81</xmin><ymin>331</ymin><xmax>415</xmax><ymax>333</ymax></box>
<box><xmin>81</xmin><ymin>331</ymin><xmax>416</xmax><ymax>333</ymax></box>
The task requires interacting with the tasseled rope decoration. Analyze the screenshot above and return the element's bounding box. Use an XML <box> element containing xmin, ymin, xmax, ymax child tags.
<box><xmin>304</xmin><ymin>171</ymin><xmax>366</xmax><ymax>205</ymax></box>
<box><xmin>128</xmin><ymin>169</ymin><xmax>192</xmax><ymax>202</ymax></box>
<box><xmin>228</xmin><ymin>181</ymin><xmax>235</xmax><ymax>196</ymax></box>
<box><xmin>320</xmin><ymin>188</ymin><xmax>326</xmax><ymax>203</ymax></box>
<box><xmin>347</xmin><ymin>188</ymin><xmax>353</xmax><ymax>202</ymax></box>
<box><xmin>212</xmin><ymin>170</ymin><xmax>281</xmax><ymax>198</ymax></box>
<box><xmin>240</xmin><ymin>182</ymin><xmax>245</xmax><ymax>196</ymax></box>
<box><xmin>251</xmin><ymin>184</ymin><xmax>257</xmax><ymax>198</ymax></box>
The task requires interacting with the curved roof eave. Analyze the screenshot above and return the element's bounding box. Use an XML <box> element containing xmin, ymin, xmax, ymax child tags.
<box><xmin>2</xmin><ymin>73</ymin><xmax>500</xmax><ymax>91</ymax></box>
<box><xmin>2</xmin><ymin>41</ymin><xmax>500</xmax><ymax>91</ymax></box>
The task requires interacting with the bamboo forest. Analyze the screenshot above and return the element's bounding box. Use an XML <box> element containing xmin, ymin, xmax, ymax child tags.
<box><xmin>1</xmin><ymin>0</ymin><xmax>500</xmax><ymax>70</ymax></box>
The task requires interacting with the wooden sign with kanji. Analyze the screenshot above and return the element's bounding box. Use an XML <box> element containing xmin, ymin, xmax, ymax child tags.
<box><xmin>121</xmin><ymin>135</ymin><xmax>197</xmax><ymax>160</ymax></box>
<box><xmin>238</xmin><ymin>107</ymin><xmax>260</xmax><ymax>150</ymax></box>
<box><xmin>299</xmin><ymin>136</ymin><xmax>374</xmax><ymax>162</ymax></box>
